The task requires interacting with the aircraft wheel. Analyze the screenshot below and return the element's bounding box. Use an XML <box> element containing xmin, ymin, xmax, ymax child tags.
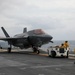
<box><xmin>33</xmin><ymin>46</ymin><xmax>38</xmax><ymax>53</ymax></box>
<box><xmin>37</xmin><ymin>50</ymin><xmax>40</xmax><ymax>54</ymax></box>
<box><xmin>8</xmin><ymin>47</ymin><xmax>11</xmax><ymax>53</ymax></box>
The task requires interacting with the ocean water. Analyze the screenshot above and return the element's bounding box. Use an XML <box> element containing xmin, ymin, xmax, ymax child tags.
<box><xmin>41</xmin><ymin>40</ymin><xmax>75</xmax><ymax>51</ymax></box>
<box><xmin>0</xmin><ymin>40</ymin><xmax>75</xmax><ymax>51</ymax></box>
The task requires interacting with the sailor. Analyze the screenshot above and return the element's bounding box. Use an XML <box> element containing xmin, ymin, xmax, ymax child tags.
<box><xmin>63</xmin><ymin>41</ymin><xmax>69</xmax><ymax>49</ymax></box>
<box><xmin>60</xmin><ymin>43</ymin><xmax>65</xmax><ymax>48</ymax></box>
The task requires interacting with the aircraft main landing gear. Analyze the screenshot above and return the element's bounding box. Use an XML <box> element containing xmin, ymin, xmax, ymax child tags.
<box><xmin>32</xmin><ymin>46</ymin><xmax>40</xmax><ymax>54</ymax></box>
<box><xmin>37</xmin><ymin>50</ymin><xmax>40</xmax><ymax>54</ymax></box>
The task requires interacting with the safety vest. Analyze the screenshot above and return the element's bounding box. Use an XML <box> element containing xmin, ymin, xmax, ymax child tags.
<box><xmin>64</xmin><ymin>42</ymin><xmax>69</xmax><ymax>48</ymax></box>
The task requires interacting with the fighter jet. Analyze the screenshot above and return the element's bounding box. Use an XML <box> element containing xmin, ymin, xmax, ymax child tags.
<box><xmin>0</xmin><ymin>27</ymin><xmax>53</xmax><ymax>53</ymax></box>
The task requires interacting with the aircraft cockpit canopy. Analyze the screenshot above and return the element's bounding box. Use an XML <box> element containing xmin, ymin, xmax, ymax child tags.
<box><xmin>33</xmin><ymin>29</ymin><xmax>45</xmax><ymax>35</ymax></box>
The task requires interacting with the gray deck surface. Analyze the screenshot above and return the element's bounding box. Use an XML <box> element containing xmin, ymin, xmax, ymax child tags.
<box><xmin>0</xmin><ymin>49</ymin><xmax>75</xmax><ymax>75</ymax></box>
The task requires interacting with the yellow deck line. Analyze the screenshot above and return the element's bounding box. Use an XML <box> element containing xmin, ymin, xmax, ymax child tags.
<box><xmin>69</xmin><ymin>57</ymin><xmax>75</xmax><ymax>59</ymax></box>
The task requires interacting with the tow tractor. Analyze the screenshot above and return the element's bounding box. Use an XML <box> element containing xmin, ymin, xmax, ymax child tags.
<box><xmin>47</xmin><ymin>46</ymin><xmax>69</xmax><ymax>58</ymax></box>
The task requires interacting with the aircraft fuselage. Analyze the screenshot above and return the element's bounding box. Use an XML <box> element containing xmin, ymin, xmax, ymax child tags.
<box><xmin>0</xmin><ymin>27</ymin><xmax>53</xmax><ymax>51</ymax></box>
<box><xmin>12</xmin><ymin>32</ymin><xmax>52</xmax><ymax>49</ymax></box>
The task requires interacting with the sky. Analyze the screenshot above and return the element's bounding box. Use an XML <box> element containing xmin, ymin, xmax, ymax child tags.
<box><xmin>0</xmin><ymin>0</ymin><xmax>75</xmax><ymax>40</ymax></box>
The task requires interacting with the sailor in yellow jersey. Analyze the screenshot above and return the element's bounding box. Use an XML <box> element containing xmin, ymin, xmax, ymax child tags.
<box><xmin>63</xmin><ymin>41</ymin><xmax>69</xmax><ymax>49</ymax></box>
<box><xmin>60</xmin><ymin>43</ymin><xmax>66</xmax><ymax>48</ymax></box>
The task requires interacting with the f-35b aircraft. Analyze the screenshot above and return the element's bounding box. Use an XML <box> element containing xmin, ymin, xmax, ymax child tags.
<box><xmin>0</xmin><ymin>27</ymin><xmax>53</xmax><ymax>53</ymax></box>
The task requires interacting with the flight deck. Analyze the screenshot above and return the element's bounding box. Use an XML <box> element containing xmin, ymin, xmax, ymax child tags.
<box><xmin>0</xmin><ymin>49</ymin><xmax>75</xmax><ymax>75</ymax></box>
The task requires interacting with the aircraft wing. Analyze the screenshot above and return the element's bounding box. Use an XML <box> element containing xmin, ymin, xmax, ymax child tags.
<box><xmin>0</xmin><ymin>37</ymin><xmax>28</xmax><ymax>41</ymax></box>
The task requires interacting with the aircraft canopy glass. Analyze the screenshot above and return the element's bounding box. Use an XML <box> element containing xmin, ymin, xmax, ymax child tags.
<box><xmin>33</xmin><ymin>29</ymin><xmax>45</xmax><ymax>35</ymax></box>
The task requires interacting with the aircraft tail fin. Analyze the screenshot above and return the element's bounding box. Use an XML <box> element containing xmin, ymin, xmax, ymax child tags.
<box><xmin>23</xmin><ymin>28</ymin><xmax>27</xmax><ymax>33</ymax></box>
<box><xmin>1</xmin><ymin>27</ymin><xmax>10</xmax><ymax>37</ymax></box>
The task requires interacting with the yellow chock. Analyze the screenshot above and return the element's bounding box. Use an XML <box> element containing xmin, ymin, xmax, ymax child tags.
<box><xmin>74</xmin><ymin>48</ymin><xmax>75</xmax><ymax>53</ymax></box>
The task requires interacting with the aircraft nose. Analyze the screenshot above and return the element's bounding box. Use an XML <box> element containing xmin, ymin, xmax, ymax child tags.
<box><xmin>49</xmin><ymin>35</ymin><xmax>53</xmax><ymax>43</ymax></box>
<box><xmin>48</xmin><ymin>35</ymin><xmax>53</xmax><ymax>40</ymax></box>
<box><xmin>45</xmin><ymin>34</ymin><xmax>53</xmax><ymax>41</ymax></box>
